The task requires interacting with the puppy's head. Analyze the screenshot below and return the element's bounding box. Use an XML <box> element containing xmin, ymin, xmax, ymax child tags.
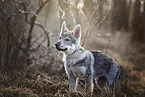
<box><xmin>55</xmin><ymin>21</ymin><xmax>81</xmax><ymax>54</ymax></box>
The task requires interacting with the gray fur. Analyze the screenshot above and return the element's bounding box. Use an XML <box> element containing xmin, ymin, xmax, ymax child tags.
<box><xmin>55</xmin><ymin>21</ymin><xmax>120</xmax><ymax>93</ymax></box>
<box><xmin>91</xmin><ymin>51</ymin><xmax>120</xmax><ymax>90</ymax></box>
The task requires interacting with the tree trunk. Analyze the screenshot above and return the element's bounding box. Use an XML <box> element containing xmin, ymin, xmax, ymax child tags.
<box><xmin>111</xmin><ymin>0</ymin><xmax>123</xmax><ymax>30</ymax></box>
<box><xmin>141</xmin><ymin>1</ymin><xmax>145</xmax><ymax>42</ymax></box>
<box><xmin>132</xmin><ymin>0</ymin><xmax>142</xmax><ymax>41</ymax></box>
<box><xmin>122</xmin><ymin>0</ymin><xmax>129</xmax><ymax>31</ymax></box>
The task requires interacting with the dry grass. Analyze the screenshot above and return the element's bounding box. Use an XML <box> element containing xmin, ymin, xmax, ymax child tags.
<box><xmin>0</xmin><ymin>61</ymin><xmax>145</xmax><ymax>97</ymax></box>
<box><xmin>0</xmin><ymin>87</ymin><xmax>39</xmax><ymax>97</ymax></box>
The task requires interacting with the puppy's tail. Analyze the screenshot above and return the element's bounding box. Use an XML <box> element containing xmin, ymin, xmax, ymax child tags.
<box><xmin>114</xmin><ymin>68</ymin><xmax>121</xmax><ymax>94</ymax></box>
<box><xmin>110</xmin><ymin>68</ymin><xmax>121</xmax><ymax>90</ymax></box>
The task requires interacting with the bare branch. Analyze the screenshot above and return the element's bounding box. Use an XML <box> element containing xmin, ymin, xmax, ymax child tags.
<box><xmin>27</xmin><ymin>0</ymin><xmax>50</xmax><ymax>50</ymax></box>
<box><xmin>31</xmin><ymin>32</ymin><xmax>49</xmax><ymax>51</ymax></box>
<box><xmin>82</xmin><ymin>0</ymin><xmax>108</xmax><ymax>46</ymax></box>
<box><xmin>62</xmin><ymin>0</ymin><xmax>86</xmax><ymax>18</ymax></box>
<box><xmin>57</xmin><ymin>2</ymin><xmax>65</xmax><ymax>19</ymax></box>
<box><xmin>34</xmin><ymin>21</ymin><xmax>50</xmax><ymax>47</ymax></box>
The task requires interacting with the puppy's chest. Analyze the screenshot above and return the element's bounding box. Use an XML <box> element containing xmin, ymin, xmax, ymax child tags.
<box><xmin>69</xmin><ymin>66</ymin><xmax>86</xmax><ymax>78</ymax></box>
<box><xmin>66</xmin><ymin>57</ymin><xmax>89</xmax><ymax>78</ymax></box>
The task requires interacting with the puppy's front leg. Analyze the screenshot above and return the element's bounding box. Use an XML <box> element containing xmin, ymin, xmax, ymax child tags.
<box><xmin>68</xmin><ymin>71</ymin><xmax>78</xmax><ymax>91</ymax></box>
<box><xmin>85</xmin><ymin>75</ymin><xmax>94</xmax><ymax>93</ymax></box>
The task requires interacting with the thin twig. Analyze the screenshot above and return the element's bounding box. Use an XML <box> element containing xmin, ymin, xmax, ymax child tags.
<box><xmin>62</xmin><ymin>0</ymin><xmax>86</xmax><ymax>18</ymax></box>
<box><xmin>31</xmin><ymin>32</ymin><xmax>49</xmax><ymax>51</ymax></box>
<box><xmin>39</xmin><ymin>85</ymin><xmax>48</xmax><ymax>97</ymax></box>
<box><xmin>31</xmin><ymin>21</ymin><xmax>50</xmax><ymax>47</ymax></box>
<box><xmin>57</xmin><ymin>1</ymin><xmax>65</xmax><ymax>19</ymax></box>
<box><xmin>21</xmin><ymin>63</ymin><xmax>35</xmax><ymax>72</ymax></box>
<box><xmin>82</xmin><ymin>0</ymin><xmax>105</xmax><ymax>46</ymax></box>
<box><xmin>105</xmin><ymin>27</ymin><xmax>112</xmax><ymax>53</ymax></box>
<box><xmin>31</xmin><ymin>75</ymin><xmax>41</xmax><ymax>88</ymax></box>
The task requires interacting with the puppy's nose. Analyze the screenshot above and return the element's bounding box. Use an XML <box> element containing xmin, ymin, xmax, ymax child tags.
<box><xmin>55</xmin><ymin>42</ymin><xmax>61</xmax><ymax>47</ymax></box>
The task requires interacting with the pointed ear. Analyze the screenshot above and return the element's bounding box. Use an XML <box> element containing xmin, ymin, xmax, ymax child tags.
<box><xmin>60</xmin><ymin>21</ymin><xmax>67</xmax><ymax>34</ymax></box>
<box><xmin>73</xmin><ymin>24</ymin><xmax>81</xmax><ymax>38</ymax></box>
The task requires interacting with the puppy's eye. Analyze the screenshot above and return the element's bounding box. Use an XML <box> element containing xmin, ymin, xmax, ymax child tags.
<box><xmin>59</xmin><ymin>37</ymin><xmax>62</xmax><ymax>39</ymax></box>
<box><xmin>65</xmin><ymin>38</ymin><xmax>70</xmax><ymax>41</ymax></box>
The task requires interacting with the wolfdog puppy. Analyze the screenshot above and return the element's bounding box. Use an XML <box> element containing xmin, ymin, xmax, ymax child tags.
<box><xmin>55</xmin><ymin>21</ymin><xmax>120</xmax><ymax>93</ymax></box>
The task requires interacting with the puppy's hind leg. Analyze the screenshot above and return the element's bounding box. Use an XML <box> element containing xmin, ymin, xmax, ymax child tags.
<box><xmin>95</xmin><ymin>76</ymin><xmax>109</xmax><ymax>91</ymax></box>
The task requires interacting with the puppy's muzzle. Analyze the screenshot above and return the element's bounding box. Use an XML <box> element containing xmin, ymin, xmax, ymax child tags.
<box><xmin>55</xmin><ymin>42</ymin><xmax>67</xmax><ymax>51</ymax></box>
<box><xmin>55</xmin><ymin>42</ymin><xmax>61</xmax><ymax>47</ymax></box>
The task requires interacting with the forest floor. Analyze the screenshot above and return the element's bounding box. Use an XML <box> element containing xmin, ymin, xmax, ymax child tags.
<box><xmin>0</xmin><ymin>54</ymin><xmax>145</xmax><ymax>97</ymax></box>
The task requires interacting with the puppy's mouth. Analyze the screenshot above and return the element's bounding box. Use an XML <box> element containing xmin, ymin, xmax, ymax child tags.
<box><xmin>56</xmin><ymin>46</ymin><xmax>67</xmax><ymax>51</ymax></box>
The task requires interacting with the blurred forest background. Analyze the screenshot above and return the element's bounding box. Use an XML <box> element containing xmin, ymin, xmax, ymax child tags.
<box><xmin>0</xmin><ymin>0</ymin><xmax>145</xmax><ymax>96</ymax></box>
